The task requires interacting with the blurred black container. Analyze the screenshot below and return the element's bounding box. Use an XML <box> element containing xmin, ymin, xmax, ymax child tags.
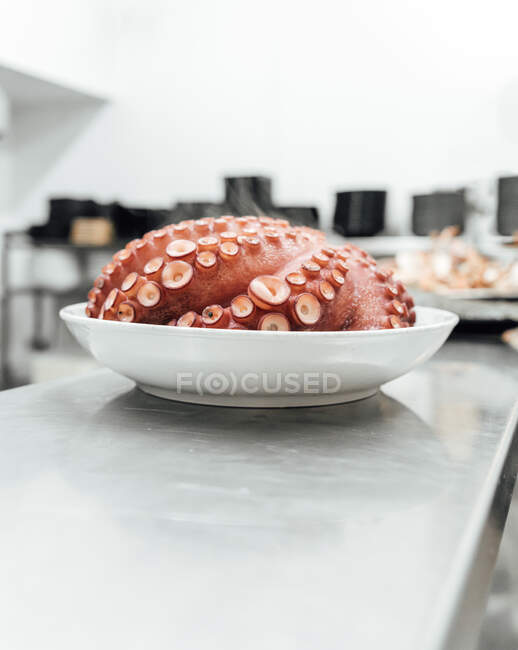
<box><xmin>224</xmin><ymin>176</ymin><xmax>273</xmax><ymax>215</ymax></box>
<box><xmin>280</xmin><ymin>206</ymin><xmax>319</xmax><ymax>227</ymax></box>
<box><xmin>411</xmin><ymin>191</ymin><xmax>465</xmax><ymax>235</ymax></box>
<box><xmin>29</xmin><ymin>198</ymin><xmax>110</xmax><ymax>240</ymax></box>
<box><xmin>333</xmin><ymin>190</ymin><xmax>386</xmax><ymax>237</ymax></box>
<box><xmin>29</xmin><ymin>198</ymin><xmax>171</xmax><ymax>242</ymax></box>
<box><xmin>496</xmin><ymin>176</ymin><xmax>518</xmax><ymax>235</ymax></box>
<box><xmin>111</xmin><ymin>203</ymin><xmax>171</xmax><ymax>239</ymax></box>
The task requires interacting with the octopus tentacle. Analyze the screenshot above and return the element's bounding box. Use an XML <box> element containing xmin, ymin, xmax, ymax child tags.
<box><xmin>88</xmin><ymin>218</ymin><xmax>324</xmax><ymax>324</ymax></box>
<box><xmin>87</xmin><ymin>216</ymin><xmax>415</xmax><ymax>330</ymax></box>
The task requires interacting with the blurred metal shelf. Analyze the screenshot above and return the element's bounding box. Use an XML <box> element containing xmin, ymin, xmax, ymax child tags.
<box><xmin>0</xmin><ymin>231</ymin><xmax>119</xmax><ymax>388</ymax></box>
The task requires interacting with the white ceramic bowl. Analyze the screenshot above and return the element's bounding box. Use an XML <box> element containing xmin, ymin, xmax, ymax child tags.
<box><xmin>60</xmin><ymin>303</ymin><xmax>458</xmax><ymax>407</ymax></box>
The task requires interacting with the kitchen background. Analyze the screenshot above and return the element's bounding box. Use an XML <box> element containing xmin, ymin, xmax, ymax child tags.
<box><xmin>1</xmin><ymin>2</ymin><xmax>518</xmax><ymax>648</ymax></box>
<box><xmin>1</xmin><ymin>0</ymin><xmax>518</xmax><ymax>228</ymax></box>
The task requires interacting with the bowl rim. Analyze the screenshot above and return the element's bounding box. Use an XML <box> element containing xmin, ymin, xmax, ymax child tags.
<box><xmin>60</xmin><ymin>303</ymin><xmax>459</xmax><ymax>340</ymax></box>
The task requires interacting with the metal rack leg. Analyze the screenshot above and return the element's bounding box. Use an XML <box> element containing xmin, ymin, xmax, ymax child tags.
<box><xmin>1</xmin><ymin>233</ymin><xmax>11</xmax><ymax>388</ymax></box>
<box><xmin>30</xmin><ymin>288</ymin><xmax>49</xmax><ymax>351</ymax></box>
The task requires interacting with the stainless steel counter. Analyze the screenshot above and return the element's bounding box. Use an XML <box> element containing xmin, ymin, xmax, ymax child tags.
<box><xmin>1</xmin><ymin>338</ymin><xmax>517</xmax><ymax>650</ymax></box>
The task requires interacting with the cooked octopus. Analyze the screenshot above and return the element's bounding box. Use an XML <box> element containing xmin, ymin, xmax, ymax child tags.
<box><xmin>86</xmin><ymin>216</ymin><xmax>415</xmax><ymax>331</ymax></box>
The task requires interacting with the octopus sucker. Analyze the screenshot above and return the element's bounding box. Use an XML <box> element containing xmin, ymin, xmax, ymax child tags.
<box><xmin>103</xmin><ymin>288</ymin><xmax>119</xmax><ymax>310</ymax></box>
<box><xmin>137</xmin><ymin>281</ymin><xmax>162</xmax><ymax>308</ymax></box>
<box><xmin>195</xmin><ymin>251</ymin><xmax>218</xmax><ymax>271</ymax></box>
<box><xmin>121</xmin><ymin>271</ymin><xmax>139</xmax><ymax>292</ymax></box>
<box><xmin>292</xmin><ymin>292</ymin><xmax>322</xmax><ymax>327</ymax></box>
<box><xmin>194</xmin><ymin>219</ymin><xmax>211</xmax><ymax>234</ymax></box>
<box><xmin>230</xmin><ymin>295</ymin><xmax>256</xmax><ymax>322</ymax></box>
<box><xmin>248</xmin><ymin>276</ymin><xmax>291</xmax><ymax>310</ymax></box>
<box><xmin>121</xmin><ymin>273</ymin><xmax>148</xmax><ymax>301</ymax></box>
<box><xmin>286</xmin><ymin>272</ymin><xmax>307</xmax><ymax>290</ymax></box>
<box><xmin>387</xmin><ymin>315</ymin><xmax>404</xmax><ymax>329</ymax></box>
<box><xmin>102</xmin><ymin>262</ymin><xmax>116</xmax><ymax>276</ymax></box>
<box><xmin>219</xmin><ymin>241</ymin><xmax>240</xmax><ymax>260</ymax></box>
<box><xmin>387</xmin><ymin>300</ymin><xmax>407</xmax><ymax>318</ymax></box>
<box><xmin>243</xmin><ymin>236</ymin><xmax>261</xmax><ymax>251</ymax></box>
<box><xmin>114</xmin><ymin>248</ymin><xmax>132</xmax><ymax>263</ymax></box>
<box><xmin>220</xmin><ymin>231</ymin><xmax>238</xmax><ymax>242</ymax></box>
<box><xmin>86</xmin><ymin>216</ymin><xmax>415</xmax><ymax>330</ymax></box>
<box><xmin>133</xmin><ymin>239</ymin><xmax>153</xmax><ymax>264</ymax></box>
<box><xmin>328</xmin><ymin>269</ymin><xmax>345</xmax><ymax>288</ymax></box>
<box><xmin>101</xmin><ymin>288</ymin><xmax>126</xmax><ymax>320</ymax></box>
<box><xmin>144</xmin><ymin>256</ymin><xmax>164</xmax><ymax>274</ymax></box>
<box><xmin>172</xmin><ymin>223</ymin><xmax>190</xmax><ymax>237</ymax></box>
<box><xmin>166</xmin><ymin>239</ymin><xmax>197</xmax><ymax>262</ymax></box>
<box><xmin>177</xmin><ymin>311</ymin><xmax>202</xmax><ymax>328</ymax></box>
<box><xmin>264</xmin><ymin>229</ymin><xmax>282</xmax><ymax>243</ymax></box>
<box><xmin>117</xmin><ymin>301</ymin><xmax>137</xmax><ymax>322</ymax></box>
<box><xmin>258</xmin><ymin>313</ymin><xmax>291</xmax><ymax>331</ymax></box>
<box><xmin>162</xmin><ymin>260</ymin><xmax>194</xmax><ymax>290</ymax></box>
<box><xmin>202</xmin><ymin>304</ymin><xmax>230</xmax><ymax>328</ymax></box>
<box><xmin>214</xmin><ymin>218</ymin><xmax>229</xmax><ymax>232</ymax></box>
<box><xmin>312</xmin><ymin>252</ymin><xmax>330</xmax><ymax>267</ymax></box>
<box><xmin>198</xmin><ymin>236</ymin><xmax>219</xmax><ymax>252</ymax></box>
<box><xmin>318</xmin><ymin>281</ymin><xmax>335</xmax><ymax>302</ymax></box>
<box><xmin>301</xmin><ymin>261</ymin><xmax>321</xmax><ymax>278</ymax></box>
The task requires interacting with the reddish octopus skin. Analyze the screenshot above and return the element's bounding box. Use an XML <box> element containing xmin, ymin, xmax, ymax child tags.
<box><xmin>86</xmin><ymin>216</ymin><xmax>415</xmax><ymax>331</ymax></box>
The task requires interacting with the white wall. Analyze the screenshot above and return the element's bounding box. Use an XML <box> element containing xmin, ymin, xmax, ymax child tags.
<box><xmin>0</xmin><ymin>85</ymin><xmax>11</xmax><ymax>217</ymax></box>
<box><xmin>1</xmin><ymin>0</ymin><xmax>518</xmax><ymax>231</ymax></box>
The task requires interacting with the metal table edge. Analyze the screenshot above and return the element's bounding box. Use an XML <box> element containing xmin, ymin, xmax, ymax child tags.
<box><xmin>426</xmin><ymin>397</ymin><xmax>518</xmax><ymax>650</ymax></box>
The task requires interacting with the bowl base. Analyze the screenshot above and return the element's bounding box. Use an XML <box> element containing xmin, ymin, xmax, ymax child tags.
<box><xmin>137</xmin><ymin>384</ymin><xmax>378</xmax><ymax>408</ymax></box>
